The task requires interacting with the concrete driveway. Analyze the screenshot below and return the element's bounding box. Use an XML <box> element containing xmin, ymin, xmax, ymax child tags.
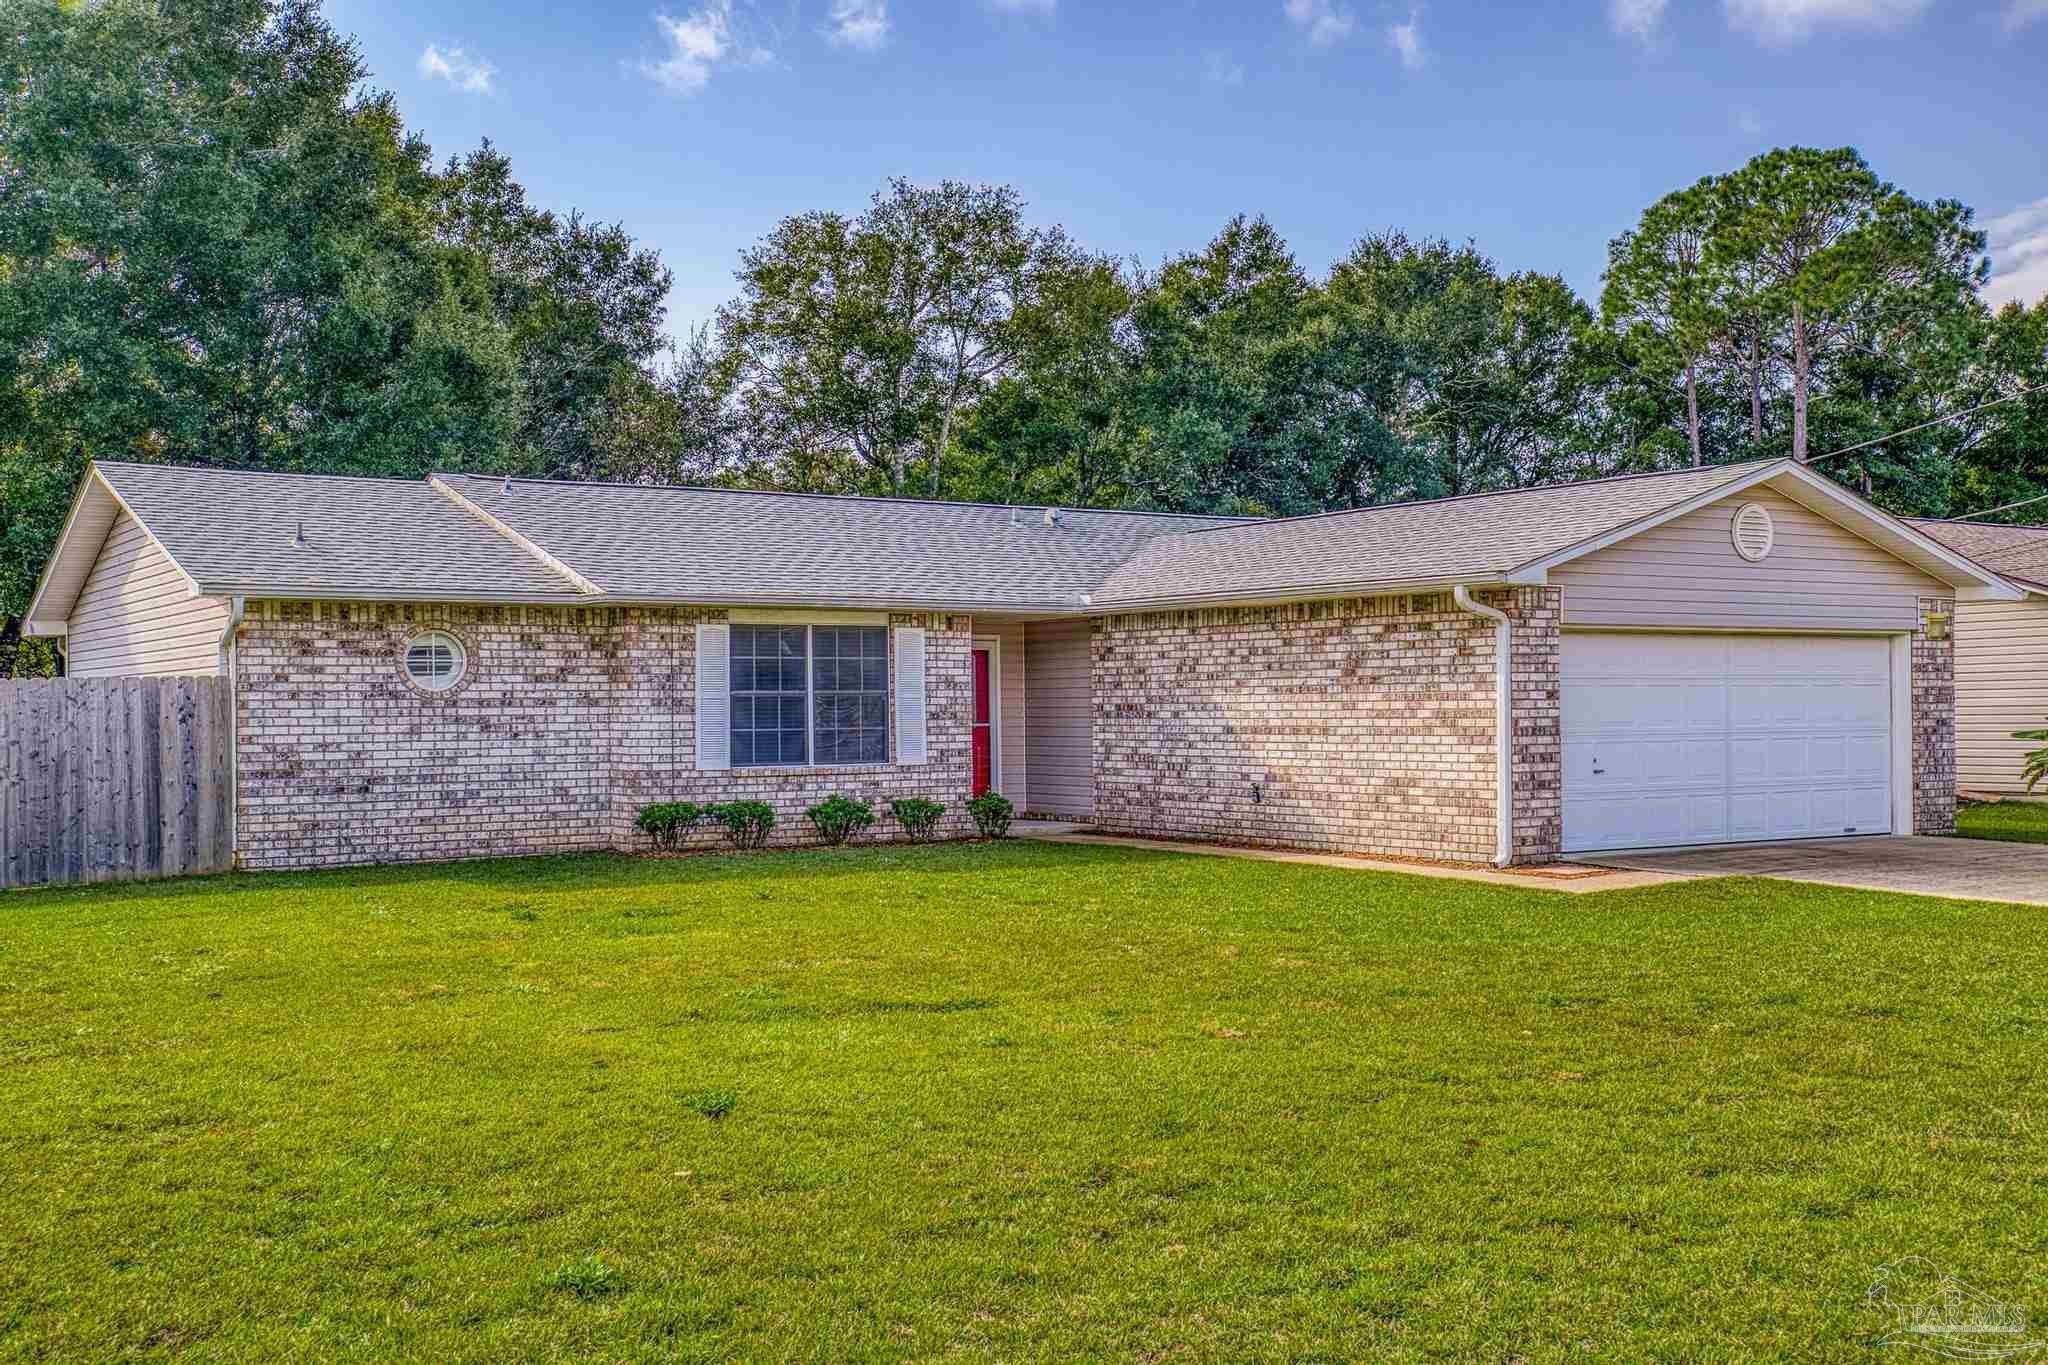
<box><xmin>1580</xmin><ymin>835</ymin><xmax>2048</xmax><ymax>907</ymax></box>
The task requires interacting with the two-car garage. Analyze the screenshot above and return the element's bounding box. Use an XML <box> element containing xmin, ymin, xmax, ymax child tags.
<box><xmin>1560</xmin><ymin>633</ymin><xmax>1897</xmax><ymax>853</ymax></box>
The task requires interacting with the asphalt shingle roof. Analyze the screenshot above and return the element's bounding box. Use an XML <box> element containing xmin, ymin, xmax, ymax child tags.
<box><xmin>1092</xmin><ymin>461</ymin><xmax>1774</xmax><ymax>606</ymax></box>
<box><xmin>71</xmin><ymin>456</ymin><xmax>1922</xmax><ymax>613</ymax></box>
<box><xmin>1907</xmin><ymin>518</ymin><xmax>2048</xmax><ymax>593</ymax></box>
<box><xmin>94</xmin><ymin>463</ymin><xmax>591</xmax><ymax>601</ymax></box>
<box><xmin>431</xmin><ymin>473</ymin><xmax>1251</xmax><ymax>609</ymax></box>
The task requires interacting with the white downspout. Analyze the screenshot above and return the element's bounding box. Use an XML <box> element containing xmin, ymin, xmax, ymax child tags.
<box><xmin>1452</xmin><ymin>585</ymin><xmax>1513</xmax><ymax>868</ymax></box>
<box><xmin>218</xmin><ymin>596</ymin><xmax>246</xmax><ymax>870</ymax></box>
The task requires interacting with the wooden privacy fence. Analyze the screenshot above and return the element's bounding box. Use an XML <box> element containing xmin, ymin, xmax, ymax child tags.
<box><xmin>1</xmin><ymin>675</ymin><xmax>232</xmax><ymax>890</ymax></box>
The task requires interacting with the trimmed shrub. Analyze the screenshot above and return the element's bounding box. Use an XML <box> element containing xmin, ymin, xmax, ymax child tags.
<box><xmin>967</xmin><ymin>791</ymin><xmax>1014</xmax><ymax>839</ymax></box>
<box><xmin>890</xmin><ymin>797</ymin><xmax>945</xmax><ymax>842</ymax></box>
<box><xmin>633</xmin><ymin>801</ymin><xmax>704</xmax><ymax>850</ymax></box>
<box><xmin>709</xmin><ymin>800</ymin><xmax>776</xmax><ymax>850</ymax></box>
<box><xmin>806</xmin><ymin>794</ymin><xmax>875</xmax><ymax>846</ymax></box>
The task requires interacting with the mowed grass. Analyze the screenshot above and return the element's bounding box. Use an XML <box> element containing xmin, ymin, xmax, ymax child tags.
<box><xmin>1957</xmin><ymin>798</ymin><xmax>2048</xmax><ymax>845</ymax></box>
<box><xmin>3</xmin><ymin>844</ymin><xmax>2046</xmax><ymax>1362</ymax></box>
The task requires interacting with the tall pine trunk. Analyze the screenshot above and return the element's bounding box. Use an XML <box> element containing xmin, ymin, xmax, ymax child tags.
<box><xmin>1685</xmin><ymin>361</ymin><xmax>1702</xmax><ymax>466</ymax></box>
<box><xmin>1790</xmin><ymin>300</ymin><xmax>1811</xmax><ymax>461</ymax></box>
<box><xmin>1748</xmin><ymin>334</ymin><xmax>1763</xmax><ymax>445</ymax></box>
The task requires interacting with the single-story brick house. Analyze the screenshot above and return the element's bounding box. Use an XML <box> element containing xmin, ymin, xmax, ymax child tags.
<box><xmin>1908</xmin><ymin>518</ymin><xmax>2048</xmax><ymax>799</ymax></box>
<box><xmin>23</xmin><ymin>458</ymin><xmax>2023</xmax><ymax>871</ymax></box>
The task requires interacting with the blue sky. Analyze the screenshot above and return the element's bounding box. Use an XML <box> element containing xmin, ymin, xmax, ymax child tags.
<box><xmin>330</xmin><ymin>0</ymin><xmax>2047</xmax><ymax>343</ymax></box>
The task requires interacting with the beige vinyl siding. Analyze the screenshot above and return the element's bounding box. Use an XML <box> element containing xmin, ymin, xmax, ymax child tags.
<box><xmin>1553</xmin><ymin>486</ymin><xmax>1943</xmax><ymax>632</ymax></box>
<box><xmin>1953</xmin><ymin>597</ymin><xmax>2048</xmax><ymax>796</ymax></box>
<box><xmin>64</xmin><ymin>512</ymin><xmax>226</xmax><ymax>678</ymax></box>
<box><xmin>984</xmin><ymin>623</ymin><xmax>1028</xmax><ymax>808</ymax></box>
<box><xmin>1023</xmin><ymin>618</ymin><xmax>1093</xmax><ymax>818</ymax></box>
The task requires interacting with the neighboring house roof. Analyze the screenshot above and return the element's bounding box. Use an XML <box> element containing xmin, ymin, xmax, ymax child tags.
<box><xmin>1907</xmin><ymin>517</ymin><xmax>2048</xmax><ymax>595</ymax></box>
<box><xmin>428</xmin><ymin>472</ymin><xmax>1251</xmax><ymax>610</ymax></box>
<box><xmin>22</xmin><ymin>455</ymin><xmax>2023</xmax><ymax>629</ymax></box>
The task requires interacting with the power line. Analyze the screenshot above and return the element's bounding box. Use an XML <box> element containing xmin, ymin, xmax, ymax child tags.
<box><xmin>1951</xmin><ymin>488</ymin><xmax>2048</xmax><ymax>522</ymax></box>
<box><xmin>1806</xmin><ymin>382</ymin><xmax>2044</xmax><ymax>465</ymax></box>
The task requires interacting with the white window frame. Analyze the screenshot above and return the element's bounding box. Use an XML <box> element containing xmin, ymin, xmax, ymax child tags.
<box><xmin>401</xmin><ymin>628</ymin><xmax>467</xmax><ymax>694</ymax></box>
<box><xmin>728</xmin><ymin>622</ymin><xmax>892</xmax><ymax>771</ymax></box>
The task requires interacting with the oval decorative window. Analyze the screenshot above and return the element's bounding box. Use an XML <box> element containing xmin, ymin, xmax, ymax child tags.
<box><xmin>1731</xmin><ymin>502</ymin><xmax>1775</xmax><ymax>563</ymax></box>
<box><xmin>403</xmin><ymin>630</ymin><xmax>466</xmax><ymax>692</ymax></box>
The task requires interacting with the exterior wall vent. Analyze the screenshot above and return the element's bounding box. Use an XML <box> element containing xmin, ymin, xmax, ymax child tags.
<box><xmin>1731</xmin><ymin>502</ymin><xmax>1775</xmax><ymax>563</ymax></box>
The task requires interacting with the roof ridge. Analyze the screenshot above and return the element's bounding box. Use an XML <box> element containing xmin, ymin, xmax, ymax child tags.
<box><xmin>427</xmin><ymin>476</ymin><xmax>605</xmax><ymax>597</ymax></box>
<box><xmin>93</xmin><ymin>460</ymin><xmax>448</xmax><ymax>489</ymax></box>
<box><xmin>1158</xmin><ymin>458</ymin><xmax>1785</xmax><ymax>539</ymax></box>
<box><xmin>434</xmin><ymin>470</ymin><xmax>1264</xmax><ymax>523</ymax></box>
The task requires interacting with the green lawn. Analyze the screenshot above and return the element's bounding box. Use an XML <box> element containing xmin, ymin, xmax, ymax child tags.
<box><xmin>1957</xmin><ymin>798</ymin><xmax>2048</xmax><ymax>845</ymax></box>
<box><xmin>4</xmin><ymin>845</ymin><xmax>2045</xmax><ymax>1362</ymax></box>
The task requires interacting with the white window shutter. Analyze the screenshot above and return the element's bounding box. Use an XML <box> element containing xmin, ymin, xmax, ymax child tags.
<box><xmin>695</xmin><ymin>623</ymin><xmax>731</xmax><ymax>770</ymax></box>
<box><xmin>894</xmin><ymin>626</ymin><xmax>927</xmax><ymax>765</ymax></box>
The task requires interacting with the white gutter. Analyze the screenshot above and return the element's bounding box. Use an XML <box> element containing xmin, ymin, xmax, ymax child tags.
<box><xmin>218</xmin><ymin>595</ymin><xmax>245</xmax><ymax>871</ymax></box>
<box><xmin>1452</xmin><ymin>585</ymin><xmax>1513</xmax><ymax>868</ymax></box>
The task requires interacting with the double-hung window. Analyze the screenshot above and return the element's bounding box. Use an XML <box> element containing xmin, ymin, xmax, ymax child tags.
<box><xmin>728</xmin><ymin>624</ymin><xmax>889</xmax><ymax>768</ymax></box>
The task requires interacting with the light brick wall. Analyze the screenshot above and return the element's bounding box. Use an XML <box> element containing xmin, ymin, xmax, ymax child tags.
<box><xmin>1913</xmin><ymin>596</ymin><xmax>1958</xmax><ymax>835</ymax></box>
<box><xmin>1507</xmin><ymin>588</ymin><xmax>1563</xmax><ymax>862</ymax></box>
<box><xmin>235</xmin><ymin>601</ymin><xmax>976</xmax><ymax>871</ymax></box>
<box><xmin>1089</xmin><ymin>592</ymin><xmax>1529</xmax><ymax>862</ymax></box>
<box><xmin>607</xmin><ymin>611</ymin><xmax>977</xmax><ymax>850</ymax></box>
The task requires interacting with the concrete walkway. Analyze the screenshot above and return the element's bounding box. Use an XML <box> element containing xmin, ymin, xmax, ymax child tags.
<box><xmin>1011</xmin><ymin>824</ymin><xmax>1684</xmax><ymax>895</ymax></box>
<box><xmin>1580</xmin><ymin>835</ymin><xmax>2048</xmax><ymax>907</ymax></box>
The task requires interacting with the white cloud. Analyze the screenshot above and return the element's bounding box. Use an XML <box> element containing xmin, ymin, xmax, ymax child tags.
<box><xmin>417</xmin><ymin>44</ymin><xmax>495</xmax><ymax>94</ymax></box>
<box><xmin>2006</xmin><ymin>0</ymin><xmax>2048</xmax><ymax>27</ymax></box>
<box><xmin>1387</xmin><ymin>9</ymin><xmax>1425</xmax><ymax>66</ymax></box>
<box><xmin>1610</xmin><ymin>0</ymin><xmax>1668</xmax><ymax>42</ymax></box>
<box><xmin>1722</xmin><ymin>0</ymin><xmax>1929</xmax><ymax>43</ymax></box>
<box><xmin>641</xmin><ymin>3</ymin><xmax>767</xmax><ymax>93</ymax></box>
<box><xmin>826</xmin><ymin>0</ymin><xmax>890</xmax><ymax>49</ymax></box>
<box><xmin>1203</xmin><ymin>51</ymin><xmax>1245</xmax><ymax>86</ymax></box>
<box><xmin>1983</xmin><ymin>197</ymin><xmax>2048</xmax><ymax>311</ymax></box>
<box><xmin>1284</xmin><ymin>0</ymin><xmax>1358</xmax><ymax>46</ymax></box>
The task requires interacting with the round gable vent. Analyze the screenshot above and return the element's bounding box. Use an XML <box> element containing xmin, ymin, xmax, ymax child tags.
<box><xmin>1731</xmin><ymin>502</ymin><xmax>1775</xmax><ymax>562</ymax></box>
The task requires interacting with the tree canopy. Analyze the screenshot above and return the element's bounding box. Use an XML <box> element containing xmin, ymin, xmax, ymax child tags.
<box><xmin>2</xmin><ymin>0</ymin><xmax>2045</xmax><ymax>680</ymax></box>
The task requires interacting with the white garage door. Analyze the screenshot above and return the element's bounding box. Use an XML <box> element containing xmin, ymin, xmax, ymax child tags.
<box><xmin>1561</xmin><ymin>633</ymin><xmax>1893</xmax><ymax>853</ymax></box>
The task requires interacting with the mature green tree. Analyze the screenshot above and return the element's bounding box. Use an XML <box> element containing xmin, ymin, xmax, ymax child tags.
<box><xmin>434</xmin><ymin>143</ymin><xmax>672</xmax><ymax>479</ymax></box>
<box><xmin>952</xmin><ymin>257</ymin><xmax>1135</xmax><ymax>506</ymax></box>
<box><xmin>0</xmin><ymin>0</ymin><xmax>522</xmax><ymax>625</ymax></box>
<box><xmin>1939</xmin><ymin>299</ymin><xmax>2048</xmax><ymax>519</ymax></box>
<box><xmin>1118</xmin><ymin>216</ymin><xmax>1417</xmax><ymax>515</ymax></box>
<box><xmin>1327</xmin><ymin>233</ymin><xmax>1597</xmax><ymax>495</ymax></box>
<box><xmin>1707</xmin><ymin>147</ymin><xmax>1988</xmax><ymax>461</ymax></box>
<box><xmin>715</xmin><ymin>178</ymin><xmax>1107</xmax><ymax>497</ymax></box>
<box><xmin>1602</xmin><ymin>182</ymin><xmax>1719</xmax><ymax>464</ymax></box>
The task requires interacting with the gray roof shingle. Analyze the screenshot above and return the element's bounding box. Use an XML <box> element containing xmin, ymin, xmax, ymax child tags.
<box><xmin>72</xmin><ymin>456</ymin><xmax>1923</xmax><ymax>613</ymax></box>
<box><xmin>1092</xmin><ymin>461</ymin><xmax>1774</xmax><ymax>606</ymax></box>
<box><xmin>1907</xmin><ymin>518</ymin><xmax>2048</xmax><ymax>593</ymax></box>
<box><xmin>94</xmin><ymin>463</ymin><xmax>591</xmax><ymax>601</ymax></box>
<box><xmin>431</xmin><ymin>473</ymin><xmax>1251</xmax><ymax>609</ymax></box>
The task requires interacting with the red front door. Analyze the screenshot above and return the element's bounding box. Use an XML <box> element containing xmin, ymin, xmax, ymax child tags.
<box><xmin>971</xmin><ymin>647</ymin><xmax>993</xmax><ymax>796</ymax></box>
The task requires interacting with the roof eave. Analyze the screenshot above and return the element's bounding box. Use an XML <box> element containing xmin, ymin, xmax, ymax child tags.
<box><xmin>190</xmin><ymin>584</ymin><xmax>1098</xmax><ymax>616</ymax></box>
<box><xmin>1089</xmin><ymin>576</ymin><xmax>1512</xmax><ymax>613</ymax></box>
